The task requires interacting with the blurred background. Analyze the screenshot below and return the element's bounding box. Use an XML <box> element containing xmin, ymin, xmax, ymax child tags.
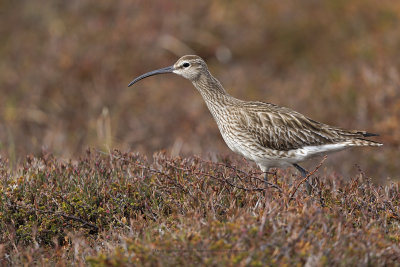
<box><xmin>0</xmin><ymin>0</ymin><xmax>399</xmax><ymax>181</ymax></box>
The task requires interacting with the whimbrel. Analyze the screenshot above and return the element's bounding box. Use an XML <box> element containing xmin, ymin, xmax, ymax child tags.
<box><xmin>128</xmin><ymin>55</ymin><xmax>382</xmax><ymax>192</ymax></box>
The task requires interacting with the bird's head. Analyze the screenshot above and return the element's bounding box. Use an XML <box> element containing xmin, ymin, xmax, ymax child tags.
<box><xmin>128</xmin><ymin>55</ymin><xmax>208</xmax><ymax>87</ymax></box>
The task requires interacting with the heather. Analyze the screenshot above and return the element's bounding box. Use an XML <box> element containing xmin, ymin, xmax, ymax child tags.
<box><xmin>0</xmin><ymin>150</ymin><xmax>399</xmax><ymax>266</ymax></box>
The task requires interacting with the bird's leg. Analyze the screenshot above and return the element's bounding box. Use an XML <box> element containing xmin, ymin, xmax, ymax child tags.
<box><xmin>293</xmin><ymin>163</ymin><xmax>312</xmax><ymax>194</ymax></box>
<box><xmin>263</xmin><ymin>172</ymin><xmax>268</xmax><ymax>186</ymax></box>
<box><xmin>258</xmin><ymin>165</ymin><xmax>270</xmax><ymax>187</ymax></box>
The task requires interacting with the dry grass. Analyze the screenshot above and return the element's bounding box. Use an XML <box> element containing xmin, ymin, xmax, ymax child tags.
<box><xmin>0</xmin><ymin>150</ymin><xmax>399</xmax><ymax>266</ymax></box>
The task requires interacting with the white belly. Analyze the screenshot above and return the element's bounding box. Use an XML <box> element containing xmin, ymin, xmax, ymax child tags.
<box><xmin>221</xmin><ymin>132</ymin><xmax>349</xmax><ymax>170</ymax></box>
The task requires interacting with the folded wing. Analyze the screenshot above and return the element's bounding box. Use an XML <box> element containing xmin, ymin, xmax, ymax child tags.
<box><xmin>235</xmin><ymin>101</ymin><xmax>379</xmax><ymax>151</ymax></box>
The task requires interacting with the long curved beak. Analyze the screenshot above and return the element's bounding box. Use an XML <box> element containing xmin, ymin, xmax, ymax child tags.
<box><xmin>128</xmin><ymin>66</ymin><xmax>175</xmax><ymax>87</ymax></box>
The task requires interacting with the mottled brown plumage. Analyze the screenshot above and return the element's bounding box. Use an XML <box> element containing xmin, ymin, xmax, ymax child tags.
<box><xmin>235</xmin><ymin>101</ymin><xmax>379</xmax><ymax>151</ymax></box>
<box><xmin>128</xmin><ymin>55</ymin><xmax>382</xmax><ymax>191</ymax></box>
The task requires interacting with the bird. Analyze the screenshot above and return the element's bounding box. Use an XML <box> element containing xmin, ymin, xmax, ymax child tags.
<box><xmin>128</xmin><ymin>55</ymin><xmax>382</xmax><ymax>192</ymax></box>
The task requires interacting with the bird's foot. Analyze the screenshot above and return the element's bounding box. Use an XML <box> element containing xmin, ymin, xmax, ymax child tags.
<box><xmin>262</xmin><ymin>170</ymin><xmax>279</xmax><ymax>190</ymax></box>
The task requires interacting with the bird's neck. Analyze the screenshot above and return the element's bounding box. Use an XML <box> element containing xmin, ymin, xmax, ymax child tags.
<box><xmin>192</xmin><ymin>71</ymin><xmax>229</xmax><ymax>101</ymax></box>
<box><xmin>191</xmin><ymin>71</ymin><xmax>236</xmax><ymax>123</ymax></box>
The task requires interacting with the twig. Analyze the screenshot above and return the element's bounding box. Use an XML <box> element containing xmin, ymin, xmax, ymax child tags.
<box><xmin>166</xmin><ymin>162</ymin><xmax>282</xmax><ymax>192</ymax></box>
<box><xmin>10</xmin><ymin>204</ymin><xmax>99</xmax><ymax>231</ymax></box>
<box><xmin>196</xmin><ymin>171</ymin><xmax>277</xmax><ymax>192</ymax></box>
<box><xmin>56</xmin><ymin>213</ymin><xmax>99</xmax><ymax>231</ymax></box>
<box><xmin>165</xmin><ymin>160</ymin><xmax>282</xmax><ymax>192</ymax></box>
<box><xmin>289</xmin><ymin>156</ymin><xmax>327</xmax><ymax>200</ymax></box>
<box><xmin>278</xmin><ymin>210</ymin><xmax>321</xmax><ymax>259</ymax></box>
<box><xmin>98</xmin><ymin>149</ymin><xmax>283</xmax><ymax>193</ymax></box>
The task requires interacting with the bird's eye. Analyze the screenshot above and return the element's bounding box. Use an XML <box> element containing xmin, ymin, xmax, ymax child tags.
<box><xmin>182</xmin><ymin>62</ymin><xmax>190</xmax><ymax>68</ymax></box>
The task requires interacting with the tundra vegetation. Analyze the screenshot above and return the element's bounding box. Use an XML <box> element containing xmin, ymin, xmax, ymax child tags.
<box><xmin>0</xmin><ymin>150</ymin><xmax>399</xmax><ymax>266</ymax></box>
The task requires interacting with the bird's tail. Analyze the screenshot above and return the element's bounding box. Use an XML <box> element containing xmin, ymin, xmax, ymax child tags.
<box><xmin>347</xmin><ymin>139</ymin><xmax>383</xmax><ymax>147</ymax></box>
<box><xmin>341</xmin><ymin>129</ymin><xmax>382</xmax><ymax>146</ymax></box>
<box><xmin>356</xmin><ymin>131</ymin><xmax>379</xmax><ymax>137</ymax></box>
